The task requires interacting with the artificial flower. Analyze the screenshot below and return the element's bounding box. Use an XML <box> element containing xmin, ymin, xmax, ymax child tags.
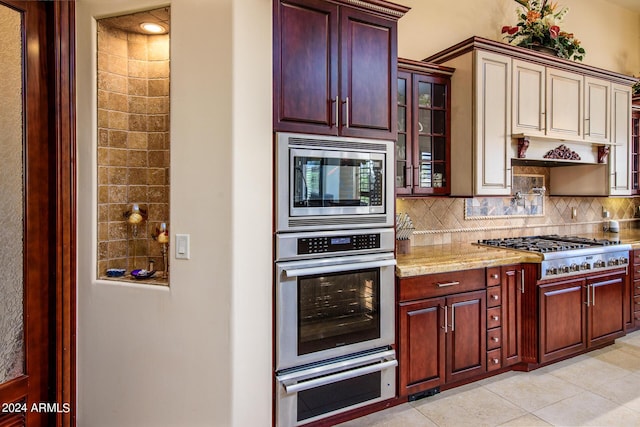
<box><xmin>501</xmin><ymin>0</ymin><xmax>585</xmax><ymax>61</ymax></box>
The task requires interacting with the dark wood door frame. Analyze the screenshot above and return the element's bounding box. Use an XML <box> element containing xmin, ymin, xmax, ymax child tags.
<box><xmin>0</xmin><ymin>1</ymin><xmax>76</xmax><ymax>426</ymax></box>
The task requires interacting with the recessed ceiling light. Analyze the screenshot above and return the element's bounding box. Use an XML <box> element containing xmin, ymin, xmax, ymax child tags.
<box><xmin>140</xmin><ymin>22</ymin><xmax>166</xmax><ymax>34</ymax></box>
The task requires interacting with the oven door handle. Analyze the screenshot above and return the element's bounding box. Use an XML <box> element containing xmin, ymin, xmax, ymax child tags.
<box><xmin>282</xmin><ymin>259</ymin><xmax>396</xmax><ymax>278</ymax></box>
<box><xmin>281</xmin><ymin>359</ymin><xmax>398</xmax><ymax>394</ymax></box>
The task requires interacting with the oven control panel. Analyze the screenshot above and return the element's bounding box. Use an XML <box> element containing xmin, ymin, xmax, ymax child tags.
<box><xmin>298</xmin><ymin>234</ymin><xmax>380</xmax><ymax>255</ymax></box>
<box><xmin>276</xmin><ymin>228</ymin><xmax>395</xmax><ymax>261</ymax></box>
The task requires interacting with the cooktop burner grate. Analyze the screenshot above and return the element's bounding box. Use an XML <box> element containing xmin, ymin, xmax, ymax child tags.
<box><xmin>477</xmin><ymin>235</ymin><xmax>622</xmax><ymax>253</ymax></box>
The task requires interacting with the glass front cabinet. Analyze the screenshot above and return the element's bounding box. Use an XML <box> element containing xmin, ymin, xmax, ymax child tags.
<box><xmin>396</xmin><ymin>59</ymin><xmax>454</xmax><ymax>196</ymax></box>
<box><xmin>632</xmin><ymin>96</ymin><xmax>640</xmax><ymax>194</ymax></box>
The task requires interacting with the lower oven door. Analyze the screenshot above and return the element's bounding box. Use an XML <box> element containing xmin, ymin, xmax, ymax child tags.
<box><xmin>275</xmin><ymin>253</ymin><xmax>396</xmax><ymax>370</ymax></box>
<box><xmin>276</xmin><ymin>348</ymin><xmax>397</xmax><ymax>426</ymax></box>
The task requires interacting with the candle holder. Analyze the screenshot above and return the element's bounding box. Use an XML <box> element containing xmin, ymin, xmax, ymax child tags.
<box><xmin>123</xmin><ymin>204</ymin><xmax>147</xmax><ymax>270</ymax></box>
<box><xmin>154</xmin><ymin>222</ymin><xmax>169</xmax><ymax>278</ymax></box>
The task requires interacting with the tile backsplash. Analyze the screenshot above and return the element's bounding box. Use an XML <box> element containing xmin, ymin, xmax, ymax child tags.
<box><xmin>397</xmin><ymin>166</ymin><xmax>640</xmax><ymax>246</ymax></box>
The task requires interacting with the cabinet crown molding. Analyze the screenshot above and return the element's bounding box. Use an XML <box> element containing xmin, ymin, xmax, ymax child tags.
<box><xmin>332</xmin><ymin>0</ymin><xmax>410</xmax><ymax>17</ymax></box>
<box><xmin>424</xmin><ymin>36</ymin><xmax>636</xmax><ymax>87</ymax></box>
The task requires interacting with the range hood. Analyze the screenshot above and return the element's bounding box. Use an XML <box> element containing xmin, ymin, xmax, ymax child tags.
<box><xmin>510</xmin><ymin>134</ymin><xmax>610</xmax><ymax>167</ymax></box>
<box><xmin>510</xmin><ymin>134</ymin><xmax>613</xmax><ymax>196</ymax></box>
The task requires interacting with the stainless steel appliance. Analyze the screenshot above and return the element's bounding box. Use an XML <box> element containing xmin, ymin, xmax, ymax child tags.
<box><xmin>274</xmin><ymin>228</ymin><xmax>396</xmax><ymax>426</ymax></box>
<box><xmin>275</xmin><ymin>228</ymin><xmax>396</xmax><ymax>370</ymax></box>
<box><xmin>276</xmin><ymin>132</ymin><xmax>395</xmax><ymax>232</ymax></box>
<box><xmin>477</xmin><ymin>235</ymin><xmax>631</xmax><ymax>279</ymax></box>
<box><xmin>275</xmin><ymin>348</ymin><xmax>397</xmax><ymax>427</ymax></box>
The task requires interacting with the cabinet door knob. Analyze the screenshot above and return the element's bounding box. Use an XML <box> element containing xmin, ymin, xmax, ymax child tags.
<box><xmin>491</xmin><ymin>274</ymin><xmax>499</xmax><ymax>279</ymax></box>
<box><xmin>492</xmin><ymin>358</ymin><xmax>500</xmax><ymax>364</ymax></box>
<box><xmin>492</xmin><ymin>337</ymin><xmax>499</xmax><ymax>342</ymax></box>
<box><xmin>492</xmin><ymin>315</ymin><xmax>499</xmax><ymax>321</ymax></box>
<box><xmin>491</xmin><ymin>295</ymin><xmax>499</xmax><ymax>300</ymax></box>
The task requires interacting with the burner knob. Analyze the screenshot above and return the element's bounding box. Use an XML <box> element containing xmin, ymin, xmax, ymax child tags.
<box><xmin>608</xmin><ymin>259</ymin><xmax>617</xmax><ymax>266</ymax></box>
<box><xmin>570</xmin><ymin>263</ymin><xmax>578</xmax><ymax>272</ymax></box>
<box><xmin>619</xmin><ymin>256</ymin><xmax>628</xmax><ymax>265</ymax></box>
<box><xmin>559</xmin><ymin>265</ymin><xmax>568</xmax><ymax>273</ymax></box>
<box><xmin>546</xmin><ymin>268</ymin><xmax>555</xmax><ymax>276</ymax></box>
<box><xmin>594</xmin><ymin>260</ymin><xmax>604</xmax><ymax>268</ymax></box>
<box><xmin>581</xmin><ymin>262</ymin><xmax>590</xmax><ymax>270</ymax></box>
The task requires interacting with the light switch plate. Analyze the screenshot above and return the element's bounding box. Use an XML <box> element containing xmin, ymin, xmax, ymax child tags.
<box><xmin>175</xmin><ymin>234</ymin><xmax>190</xmax><ymax>259</ymax></box>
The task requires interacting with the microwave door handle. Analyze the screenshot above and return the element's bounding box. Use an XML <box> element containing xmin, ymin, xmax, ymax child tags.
<box><xmin>282</xmin><ymin>359</ymin><xmax>397</xmax><ymax>394</ymax></box>
<box><xmin>283</xmin><ymin>259</ymin><xmax>396</xmax><ymax>278</ymax></box>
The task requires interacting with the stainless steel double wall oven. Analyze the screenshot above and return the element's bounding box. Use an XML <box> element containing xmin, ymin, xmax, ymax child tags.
<box><xmin>274</xmin><ymin>133</ymin><xmax>396</xmax><ymax>426</ymax></box>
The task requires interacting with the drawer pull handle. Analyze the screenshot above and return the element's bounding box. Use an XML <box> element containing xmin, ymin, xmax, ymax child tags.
<box><xmin>492</xmin><ymin>315</ymin><xmax>499</xmax><ymax>321</ymax></box>
<box><xmin>437</xmin><ymin>281</ymin><xmax>460</xmax><ymax>288</ymax></box>
<box><xmin>492</xmin><ymin>358</ymin><xmax>500</xmax><ymax>364</ymax></box>
<box><xmin>491</xmin><ymin>295</ymin><xmax>499</xmax><ymax>300</ymax></box>
<box><xmin>491</xmin><ymin>274</ymin><xmax>499</xmax><ymax>279</ymax></box>
<box><xmin>492</xmin><ymin>337</ymin><xmax>499</xmax><ymax>342</ymax></box>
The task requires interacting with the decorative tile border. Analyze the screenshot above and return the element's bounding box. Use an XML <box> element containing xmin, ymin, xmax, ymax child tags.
<box><xmin>465</xmin><ymin>174</ymin><xmax>544</xmax><ymax>219</ymax></box>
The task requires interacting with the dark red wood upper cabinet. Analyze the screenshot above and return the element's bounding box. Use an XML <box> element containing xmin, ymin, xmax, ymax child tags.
<box><xmin>273</xmin><ymin>0</ymin><xmax>408</xmax><ymax>140</ymax></box>
<box><xmin>274</xmin><ymin>0</ymin><xmax>338</xmax><ymax>133</ymax></box>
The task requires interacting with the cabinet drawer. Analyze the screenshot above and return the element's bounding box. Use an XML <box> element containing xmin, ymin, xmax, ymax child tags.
<box><xmin>486</xmin><ymin>267</ymin><xmax>501</xmax><ymax>287</ymax></box>
<box><xmin>487</xmin><ymin>348</ymin><xmax>502</xmax><ymax>371</ymax></box>
<box><xmin>633</xmin><ymin>250</ymin><xmax>640</xmax><ymax>266</ymax></box>
<box><xmin>487</xmin><ymin>327</ymin><xmax>501</xmax><ymax>350</ymax></box>
<box><xmin>634</xmin><ymin>280</ymin><xmax>640</xmax><ymax>296</ymax></box>
<box><xmin>398</xmin><ymin>268</ymin><xmax>485</xmax><ymax>302</ymax></box>
<box><xmin>487</xmin><ymin>307</ymin><xmax>501</xmax><ymax>329</ymax></box>
<box><xmin>487</xmin><ymin>287</ymin><xmax>502</xmax><ymax>307</ymax></box>
<box><xmin>634</xmin><ymin>295</ymin><xmax>640</xmax><ymax>310</ymax></box>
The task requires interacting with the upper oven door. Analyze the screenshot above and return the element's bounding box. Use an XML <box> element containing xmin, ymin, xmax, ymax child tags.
<box><xmin>275</xmin><ymin>252</ymin><xmax>396</xmax><ymax>370</ymax></box>
<box><xmin>277</xmin><ymin>133</ymin><xmax>394</xmax><ymax>232</ymax></box>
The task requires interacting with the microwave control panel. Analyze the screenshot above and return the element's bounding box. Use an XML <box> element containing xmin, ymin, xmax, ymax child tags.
<box><xmin>297</xmin><ymin>234</ymin><xmax>380</xmax><ymax>255</ymax></box>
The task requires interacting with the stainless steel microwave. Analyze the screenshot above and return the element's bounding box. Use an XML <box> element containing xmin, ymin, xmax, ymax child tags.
<box><xmin>276</xmin><ymin>133</ymin><xmax>395</xmax><ymax>232</ymax></box>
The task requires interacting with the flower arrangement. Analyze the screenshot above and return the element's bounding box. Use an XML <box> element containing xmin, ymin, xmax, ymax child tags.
<box><xmin>502</xmin><ymin>0</ymin><xmax>585</xmax><ymax>61</ymax></box>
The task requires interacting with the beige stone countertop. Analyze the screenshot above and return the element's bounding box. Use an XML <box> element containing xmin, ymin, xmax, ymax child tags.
<box><xmin>396</xmin><ymin>243</ymin><xmax>542</xmax><ymax>277</ymax></box>
<box><xmin>396</xmin><ymin>229</ymin><xmax>640</xmax><ymax>278</ymax></box>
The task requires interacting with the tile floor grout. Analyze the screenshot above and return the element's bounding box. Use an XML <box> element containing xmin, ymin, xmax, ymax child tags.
<box><xmin>337</xmin><ymin>329</ymin><xmax>640</xmax><ymax>427</ymax></box>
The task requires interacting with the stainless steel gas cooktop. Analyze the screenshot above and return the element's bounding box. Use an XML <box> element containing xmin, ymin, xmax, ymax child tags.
<box><xmin>477</xmin><ymin>235</ymin><xmax>631</xmax><ymax>279</ymax></box>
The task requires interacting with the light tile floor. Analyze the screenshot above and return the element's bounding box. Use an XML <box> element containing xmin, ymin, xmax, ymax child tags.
<box><xmin>337</xmin><ymin>330</ymin><xmax>640</xmax><ymax>427</ymax></box>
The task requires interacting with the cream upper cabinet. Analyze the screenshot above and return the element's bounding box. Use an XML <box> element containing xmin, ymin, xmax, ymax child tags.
<box><xmin>439</xmin><ymin>48</ymin><xmax>512</xmax><ymax>196</ymax></box>
<box><xmin>512</xmin><ymin>59</ymin><xmax>545</xmax><ymax>135</ymax></box>
<box><xmin>610</xmin><ymin>83</ymin><xmax>632</xmax><ymax>195</ymax></box>
<box><xmin>475</xmin><ymin>50</ymin><xmax>512</xmax><ymax>195</ymax></box>
<box><xmin>584</xmin><ymin>77</ymin><xmax>611</xmax><ymax>143</ymax></box>
<box><xmin>425</xmin><ymin>37</ymin><xmax>636</xmax><ymax>197</ymax></box>
<box><xmin>546</xmin><ymin>68</ymin><xmax>583</xmax><ymax>139</ymax></box>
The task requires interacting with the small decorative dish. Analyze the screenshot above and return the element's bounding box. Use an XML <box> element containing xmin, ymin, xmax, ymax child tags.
<box><xmin>131</xmin><ymin>269</ymin><xmax>156</xmax><ymax>279</ymax></box>
<box><xmin>106</xmin><ymin>268</ymin><xmax>126</xmax><ymax>277</ymax></box>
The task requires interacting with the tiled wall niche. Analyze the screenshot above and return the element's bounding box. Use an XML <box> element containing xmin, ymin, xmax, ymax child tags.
<box><xmin>397</xmin><ymin>166</ymin><xmax>640</xmax><ymax>247</ymax></box>
<box><xmin>96</xmin><ymin>8</ymin><xmax>170</xmax><ymax>283</ymax></box>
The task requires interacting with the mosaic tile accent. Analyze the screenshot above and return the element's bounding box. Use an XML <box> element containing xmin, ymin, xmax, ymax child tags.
<box><xmin>465</xmin><ymin>174</ymin><xmax>544</xmax><ymax>218</ymax></box>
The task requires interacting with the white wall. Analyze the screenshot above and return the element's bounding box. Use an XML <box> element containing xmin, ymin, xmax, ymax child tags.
<box><xmin>398</xmin><ymin>0</ymin><xmax>640</xmax><ymax>76</ymax></box>
<box><xmin>76</xmin><ymin>0</ymin><xmax>272</xmax><ymax>425</ymax></box>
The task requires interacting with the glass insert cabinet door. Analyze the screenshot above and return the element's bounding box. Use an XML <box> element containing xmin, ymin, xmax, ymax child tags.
<box><xmin>396</xmin><ymin>66</ymin><xmax>450</xmax><ymax>196</ymax></box>
<box><xmin>0</xmin><ymin>2</ymin><xmax>24</xmax><ymax>387</ymax></box>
